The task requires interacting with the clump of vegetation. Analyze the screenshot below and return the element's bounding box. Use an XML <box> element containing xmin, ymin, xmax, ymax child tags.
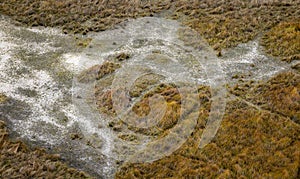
<box><xmin>91</xmin><ymin>59</ymin><xmax>211</xmax><ymax>137</ymax></box>
<box><xmin>129</xmin><ymin>83</ymin><xmax>182</xmax><ymax>135</ymax></box>
<box><xmin>261</xmin><ymin>21</ymin><xmax>300</xmax><ymax>62</ymax></box>
<box><xmin>78</xmin><ymin>62</ymin><xmax>120</xmax><ymax>83</ymax></box>
<box><xmin>95</xmin><ymin>90</ymin><xmax>115</xmax><ymax>116</ymax></box>
<box><xmin>111</xmin><ymin>85</ymin><xmax>208</xmax><ymax>136</ymax></box>
<box><xmin>114</xmin><ymin>52</ymin><xmax>131</xmax><ymax>62</ymax></box>
<box><xmin>0</xmin><ymin>120</ymin><xmax>92</xmax><ymax>178</ymax></box>
<box><xmin>76</xmin><ymin>37</ymin><xmax>92</xmax><ymax>47</ymax></box>
<box><xmin>292</xmin><ymin>62</ymin><xmax>300</xmax><ymax>72</ymax></box>
<box><xmin>0</xmin><ymin>93</ymin><xmax>7</xmax><ymax>103</ymax></box>
<box><xmin>118</xmin><ymin>134</ymin><xmax>138</xmax><ymax>142</ymax></box>
<box><xmin>129</xmin><ymin>73</ymin><xmax>164</xmax><ymax>98</ymax></box>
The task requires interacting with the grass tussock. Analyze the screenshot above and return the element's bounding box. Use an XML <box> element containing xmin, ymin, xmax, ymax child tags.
<box><xmin>78</xmin><ymin>62</ymin><xmax>121</xmax><ymax>83</ymax></box>
<box><xmin>0</xmin><ymin>93</ymin><xmax>7</xmax><ymax>103</ymax></box>
<box><xmin>91</xmin><ymin>58</ymin><xmax>211</xmax><ymax>137</ymax></box>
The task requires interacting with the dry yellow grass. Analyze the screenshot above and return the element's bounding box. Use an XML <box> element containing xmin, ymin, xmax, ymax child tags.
<box><xmin>262</xmin><ymin>21</ymin><xmax>300</xmax><ymax>62</ymax></box>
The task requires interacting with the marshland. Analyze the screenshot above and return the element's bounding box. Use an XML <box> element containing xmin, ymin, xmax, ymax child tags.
<box><xmin>0</xmin><ymin>0</ymin><xmax>299</xmax><ymax>178</ymax></box>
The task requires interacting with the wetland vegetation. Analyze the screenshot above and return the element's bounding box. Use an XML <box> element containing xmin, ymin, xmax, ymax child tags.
<box><xmin>0</xmin><ymin>0</ymin><xmax>299</xmax><ymax>178</ymax></box>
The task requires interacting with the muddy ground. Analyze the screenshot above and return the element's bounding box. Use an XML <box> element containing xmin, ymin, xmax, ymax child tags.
<box><xmin>0</xmin><ymin>0</ymin><xmax>299</xmax><ymax>178</ymax></box>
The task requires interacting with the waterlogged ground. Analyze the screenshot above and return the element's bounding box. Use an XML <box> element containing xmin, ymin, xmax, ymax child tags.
<box><xmin>0</xmin><ymin>15</ymin><xmax>299</xmax><ymax>178</ymax></box>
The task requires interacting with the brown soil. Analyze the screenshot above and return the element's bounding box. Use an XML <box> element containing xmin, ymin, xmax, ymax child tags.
<box><xmin>0</xmin><ymin>120</ymin><xmax>92</xmax><ymax>178</ymax></box>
